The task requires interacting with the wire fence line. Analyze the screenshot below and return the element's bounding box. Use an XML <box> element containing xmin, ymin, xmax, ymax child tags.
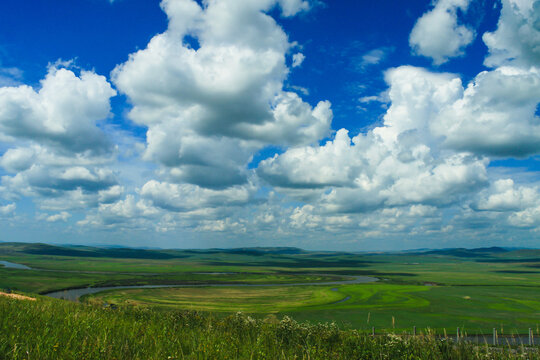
<box><xmin>367</xmin><ymin>326</ymin><xmax>539</xmax><ymax>346</ymax></box>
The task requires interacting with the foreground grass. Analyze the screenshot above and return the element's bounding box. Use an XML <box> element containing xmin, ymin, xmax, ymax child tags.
<box><xmin>1</xmin><ymin>296</ymin><xmax>539</xmax><ymax>360</ymax></box>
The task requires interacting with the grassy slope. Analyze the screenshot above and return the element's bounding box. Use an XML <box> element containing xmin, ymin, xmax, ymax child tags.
<box><xmin>1</xmin><ymin>295</ymin><xmax>538</xmax><ymax>360</ymax></box>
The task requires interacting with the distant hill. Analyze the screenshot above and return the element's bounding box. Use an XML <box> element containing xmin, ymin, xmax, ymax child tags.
<box><xmin>0</xmin><ymin>242</ymin><xmax>309</xmax><ymax>259</ymax></box>
<box><xmin>0</xmin><ymin>242</ymin><xmax>184</xmax><ymax>260</ymax></box>
<box><xmin>414</xmin><ymin>247</ymin><xmax>509</xmax><ymax>258</ymax></box>
<box><xmin>183</xmin><ymin>247</ymin><xmax>306</xmax><ymax>256</ymax></box>
<box><xmin>1</xmin><ymin>242</ymin><xmax>536</xmax><ymax>260</ymax></box>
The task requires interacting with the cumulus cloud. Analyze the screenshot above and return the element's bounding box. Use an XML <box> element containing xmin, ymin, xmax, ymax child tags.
<box><xmin>508</xmin><ymin>205</ymin><xmax>540</xmax><ymax>229</ymax></box>
<box><xmin>140</xmin><ymin>180</ymin><xmax>256</xmax><ymax>212</ymax></box>
<box><xmin>78</xmin><ymin>195</ymin><xmax>160</xmax><ymax>228</ymax></box>
<box><xmin>483</xmin><ymin>0</ymin><xmax>540</xmax><ymax>68</ymax></box>
<box><xmin>432</xmin><ymin>66</ymin><xmax>540</xmax><ymax>157</ymax></box>
<box><xmin>380</xmin><ymin>65</ymin><xmax>540</xmax><ymax>158</ymax></box>
<box><xmin>0</xmin><ymin>66</ymin><xmax>116</xmax><ymax>154</ymax></box>
<box><xmin>474</xmin><ymin>179</ymin><xmax>539</xmax><ymax>211</ymax></box>
<box><xmin>409</xmin><ymin>0</ymin><xmax>475</xmax><ymax>64</ymax></box>
<box><xmin>1</xmin><ymin>147</ymin><xmax>117</xmax><ymax>198</ymax></box>
<box><xmin>2</xmin><ymin>0</ymin><xmax>540</xmax><ymax>248</ymax></box>
<box><xmin>469</xmin><ymin>179</ymin><xmax>540</xmax><ymax>233</ymax></box>
<box><xmin>258</xmin><ymin>129</ymin><xmax>361</xmax><ymax>189</ymax></box>
<box><xmin>259</xmin><ymin>53</ymin><xmax>540</xmax><ymax>239</ymax></box>
<box><xmin>113</xmin><ymin>0</ymin><xmax>331</xmax><ymax>190</ymax></box>
<box><xmin>259</xmin><ymin>66</ymin><xmax>490</xmax><ymax>214</ymax></box>
<box><xmin>0</xmin><ymin>66</ymin><xmax>120</xmax><ymax>211</ymax></box>
<box><xmin>284</xmin><ymin>202</ymin><xmax>445</xmax><ymax>238</ymax></box>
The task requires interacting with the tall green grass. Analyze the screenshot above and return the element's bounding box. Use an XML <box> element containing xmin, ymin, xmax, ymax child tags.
<box><xmin>1</xmin><ymin>296</ymin><xmax>538</xmax><ymax>359</ymax></box>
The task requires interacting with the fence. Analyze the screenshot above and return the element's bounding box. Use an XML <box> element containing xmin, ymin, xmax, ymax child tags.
<box><xmin>368</xmin><ymin>326</ymin><xmax>538</xmax><ymax>346</ymax></box>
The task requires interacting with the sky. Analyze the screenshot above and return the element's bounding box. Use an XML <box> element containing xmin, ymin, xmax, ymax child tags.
<box><xmin>0</xmin><ymin>0</ymin><xmax>539</xmax><ymax>251</ymax></box>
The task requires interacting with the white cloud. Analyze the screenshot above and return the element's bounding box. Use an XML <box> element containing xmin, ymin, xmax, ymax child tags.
<box><xmin>0</xmin><ymin>66</ymin><xmax>23</xmax><ymax>87</ymax></box>
<box><xmin>140</xmin><ymin>180</ymin><xmax>256</xmax><ymax>212</ymax></box>
<box><xmin>432</xmin><ymin>66</ymin><xmax>540</xmax><ymax>157</ymax></box>
<box><xmin>470</xmin><ymin>178</ymin><xmax>540</xmax><ymax>232</ymax></box>
<box><xmin>361</xmin><ymin>48</ymin><xmax>386</xmax><ymax>65</ymax></box>
<box><xmin>1</xmin><ymin>0</ymin><xmax>539</xmax><ymax>248</ymax></box>
<box><xmin>113</xmin><ymin>0</ymin><xmax>331</xmax><ymax>190</ymax></box>
<box><xmin>0</xmin><ymin>66</ymin><xmax>116</xmax><ymax>154</ymax></box>
<box><xmin>292</xmin><ymin>52</ymin><xmax>305</xmax><ymax>67</ymax></box>
<box><xmin>0</xmin><ymin>202</ymin><xmax>15</xmax><ymax>215</ymax></box>
<box><xmin>46</xmin><ymin>211</ymin><xmax>71</xmax><ymax>222</ymax></box>
<box><xmin>277</xmin><ymin>0</ymin><xmax>310</xmax><ymax>17</ymax></box>
<box><xmin>259</xmin><ymin>67</ymin><xmax>490</xmax><ymax>213</ymax></box>
<box><xmin>0</xmin><ymin>147</ymin><xmax>36</xmax><ymax>173</ymax></box>
<box><xmin>258</xmin><ymin>60</ymin><xmax>540</xmax><ymax>240</ymax></box>
<box><xmin>78</xmin><ymin>195</ymin><xmax>160</xmax><ymax>228</ymax></box>
<box><xmin>483</xmin><ymin>0</ymin><xmax>540</xmax><ymax>68</ymax></box>
<box><xmin>382</xmin><ymin>65</ymin><xmax>540</xmax><ymax>158</ymax></box>
<box><xmin>409</xmin><ymin>0</ymin><xmax>474</xmax><ymax>64</ymax></box>
<box><xmin>258</xmin><ymin>129</ymin><xmax>360</xmax><ymax>189</ymax></box>
<box><xmin>356</xmin><ymin>47</ymin><xmax>392</xmax><ymax>70</ymax></box>
<box><xmin>358</xmin><ymin>96</ymin><xmax>380</xmax><ymax>103</ymax></box>
<box><xmin>98</xmin><ymin>185</ymin><xmax>125</xmax><ymax>204</ymax></box>
<box><xmin>0</xmin><ymin>66</ymin><xmax>121</xmax><ymax>211</ymax></box>
<box><xmin>475</xmin><ymin>179</ymin><xmax>539</xmax><ymax>211</ymax></box>
<box><xmin>508</xmin><ymin>205</ymin><xmax>540</xmax><ymax>229</ymax></box>
<box><xmin>196</xmin><ymin>218</ymin><xmax>246</xmax><ymax>233</ymax></box>
<box><xmin>2</xmin><ymin>162</ymin><xmax>117</xmax><ymax>195</ymax></box>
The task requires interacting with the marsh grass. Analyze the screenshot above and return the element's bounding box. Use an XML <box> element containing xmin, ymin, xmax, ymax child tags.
<box><xmin>1</xmin><ymin>296</ymin><xmax>539</xmax><ymax>360</ymax></box>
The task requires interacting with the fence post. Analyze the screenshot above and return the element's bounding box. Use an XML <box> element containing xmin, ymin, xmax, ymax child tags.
<box><xmin>530</xmin><ymin>328</ymin><xmax>533</xmax><ymax>346</ymax></box>
<box><xmin>372</xmin><ymin>326</ymin><xmax>375</xmax><ymax>337</ymax></box>
<box><xmin>493</xmin><ymin>328</ymin><xmax>497</xmax><ymax>346</ymax></box>
<box><xmin>456</xmin><ymin>327</ymin><xmax>459</xmax><ymax>342</ymax></box>
<box><xmin>413</xmin><ymin>326</ymin><xmax>416</xmax><ymax>336</ymax></box>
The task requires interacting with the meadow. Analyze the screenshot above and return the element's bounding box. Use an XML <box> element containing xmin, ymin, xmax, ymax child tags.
<box><xmin>1</xmin><ymin>295</ymin><xmax>539</xmax><ymax>360</ymax></box>
<box><xmin>1</xmin><ymin>242</ymin><xmax>540</xmax><ymax>358</ymax></box>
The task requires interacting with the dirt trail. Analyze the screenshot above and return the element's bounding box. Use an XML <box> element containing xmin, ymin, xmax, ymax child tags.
<box><xmin>0</xmin><ymin>291</ymin><xmax>36</xmax><ymax>301</ymax></box>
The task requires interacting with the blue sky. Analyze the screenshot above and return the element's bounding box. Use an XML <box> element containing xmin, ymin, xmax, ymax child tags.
<box><xmin>0</xmin><ymin>0</ymin><xmax>538</xmax><ymax>250</ymax></box>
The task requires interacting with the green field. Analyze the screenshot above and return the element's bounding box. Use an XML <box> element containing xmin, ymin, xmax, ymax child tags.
<box><xmin>84</xmin><ymin>286</ymin><xmax>346</xmax><ymax>312</ymax></box>
<box><xmin>2</xmin><ymin>242</ymin><xmax>540</xmax><ymax>334</ymax></box>
<box><xmin>4</xmin><ymin>295</ymin><xmax>538</xmax><ymax>360</ymax></box>
<box><xmin>84</xmin><ymin>283</ymin><xmax>540</xmax><ymax>333</ymax></box>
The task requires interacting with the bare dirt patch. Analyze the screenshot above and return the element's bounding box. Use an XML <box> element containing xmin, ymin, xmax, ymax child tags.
<box><xmin>0</xmin><ymin>291</ymin><xmax>36</xmax><ymax>301</ymax></box>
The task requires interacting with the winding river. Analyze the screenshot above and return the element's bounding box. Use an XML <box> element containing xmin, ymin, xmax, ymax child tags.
<box><xmin>0</xmin><ymin>260</ymin><xmax>32</xmax><ymax>270</ymax></box>
<box><xmin>44</xmin><ymin>275</ymin><xmax>379</xmax><ymax>301</ymax></box>
<box><xmin>0</xmin><ymin>259</ymin><xmax>378</xmax><ymax>302</ymax></box>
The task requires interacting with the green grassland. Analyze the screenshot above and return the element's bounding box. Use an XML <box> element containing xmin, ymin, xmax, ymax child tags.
<box><xmin>85</xmin><ymin>283</ymin><xmax>540</xmax><ymax>333</ymax></box>
<box><xmin>1</xmin><ymin>242</ymin><xmax>540</xmax><ymax>334</ymax></box>
<box><xmin>84</xmin><ymin>286</ymin><xmax>347</xmax><ymax>312</ymax></box>
<box><xmin>1</xmin><ymin>295</ymin><xmax>538</xmax><ymax>360</ymax></box>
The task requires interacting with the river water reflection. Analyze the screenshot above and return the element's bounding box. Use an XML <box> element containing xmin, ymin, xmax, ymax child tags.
<box><xmin>0</xmin><ymin>260</ymin><xmax>32</xmax><ymax>270</ymax></box>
